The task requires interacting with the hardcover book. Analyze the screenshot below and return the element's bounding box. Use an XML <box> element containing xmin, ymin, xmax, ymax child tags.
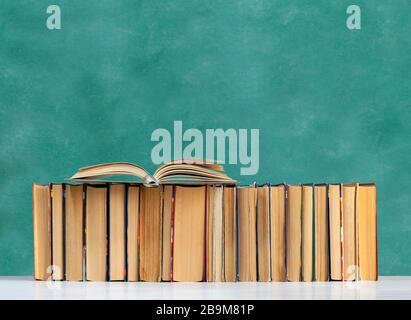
<box><xmin>223</xmin><ymin>186</ymin><xmax>237</xmax><ymax>282</ymax></box>
<box><xmin>127</xmin><ymin>185</ymin><xmax>140</xmax><ymax>281</ymax></box>
<box><xmin>237</xmin><ymin>186</ymin><xmax>257</xmax><ymax>281</ymax></box>
<box><xmin>342</xmin><ymin>184</ymin><xmax>356</xmax><ymax>281</ymax></box>
<box><xmin>32</xmin><ymin>184</ymin><xmax>51</xmax><ymax>281</ymax></box>
<box><xmin>51</xmin><ymin>184</ymin><xmax>64</xmax><ymax>281</ymax></box>
<box><xmin>329</xmin><ymin>184</ymin><xmax>342</xmax><ymax>281</ymax></box>
<box><xmin>314</xmin><ymin>184</ymin><xmax>329</xmax><ymax>281</ymax></box>
<box><xmin>173</xmin><ymin>186</ymin><xmax>207</xmax><ymax>281</ymax></box>
<box><xmin>257</xmin><ymin>185</ymin><xmax>270</xmax><ymax>282</ymax></box>
<box><xmin>302</xmin><ymin>184</ymin><xmax>313</xmax><ymax>282</ymax></box>
<box><xmin>139</xmin><ymin>187</ymin><xmax>162</xmax><ymax>281</ymax></box>
<box><xmin>65</xmin><ymin>185</ymin><xmax>83</xmax><ymax>281</ymax></box>
<box><xmin>86</xmin><ymin>185</ymin><xmax>107</xmax><ymax>281</ymax></box>
<box><xmin>270</xmin><ymin>184</ymin><xmax>286</xmax><ymax>281</ymax></box>
<box><xmin>286</xmin><ymin>184</ymin><xmax>302</xmax><ymax>282</ymax></box>
<box><xmin>357</xmin><ymin>183</ymin><xmax>378</xmax><ymax>281</ymax></box>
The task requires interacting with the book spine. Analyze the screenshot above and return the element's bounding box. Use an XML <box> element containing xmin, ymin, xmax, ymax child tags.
<box><xmin>170</xmin><ymin>186</ymin><xmax>176</xmax><ymax>282</ymax></box>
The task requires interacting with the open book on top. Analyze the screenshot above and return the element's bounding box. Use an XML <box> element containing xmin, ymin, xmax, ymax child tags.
<box><xmin>68</xmin><ymin>159</ymin><xmax>236</xmax><ymax>186</ymax></box>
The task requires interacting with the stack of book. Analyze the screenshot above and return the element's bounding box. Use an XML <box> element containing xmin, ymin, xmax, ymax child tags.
<box><xmin>33</xmin><ymin>161</ymin><xmax>378</xmax><ymax>282</ymax></box>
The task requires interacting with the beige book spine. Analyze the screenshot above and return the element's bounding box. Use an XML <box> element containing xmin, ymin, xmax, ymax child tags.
<box><xmin>286</xmin><ymin>185</ymin><xmax>302</xmax><ymax>282</ymax></box>
<box><xmin>86</xmin><ymin>186</ymin><xmax>107</xmax><ymax>281</ymax></box>
<box><xmin>302</xmin><ymin>185</ymin><xmax>313</xmax><ymax>282</ymax></box>
<box><xmin>257</xmin><ymin>186</ymin><xmax>270</xmax><ymax>282</ymax></box>
<box><xmin>173</xmin><ymin>186</ymin><xmax>206</xmax><ymax>282</ymax></box>
<box><xmin>224</xmin><ymin>187</ymin><xmax>237</xmax><ymax>282</ymax></box>
<box><xmin>65</xmin><ymin>185</ymin><xmax>84</xmax><ymax>281</ymax></box>
<box><xmin>238</xmin><ymin>186</ymin><xmax>257</xmax><ymax>282</ymax></box>
<box><xmin>139</xmin><ymin>186</ymin><xmax>162</xmax><ymax>281</ymax></box>
<box><xmin>314</xmin><ymin>185</ymin><xmax>329</xmax><ymax>281</ymax></box>
<box><xmin>355</xmin><ymin>183</ymin><xmax>360</xmax><ymax>281</ymax></box>
<box><xmin>127</xmin><ymin>185</ymin><xmax>140</xmax><ymax>281</ymax></box>
<box><xmin>329</xmin><ymin>184</ymin><xmax>342</xmax><ymax>280</ymax></box>
<box><xmin>206</xmin><ymin>186</ymin><xmax>214</xmax><ymax>281</ymax></box>
<box><xmin>212</xmin><ymin>187</ymin><xmax>224</xmax><ymax>281</ymax></box>
<box><xmin>270</xmin><ymin>185</ymin><xmax>286</xmax><ymax>281</ymax></box>
<box><xmin>161</xmin><ymin>185</ymin><xmax>173</xmax><ymax>281</ymax></box>
<box><xmin>109</xmin><ymin>184</ymin><xmax>126</xmax><ymax>281</ymax></box>
<box><xmin>342</xmin><ymin>184</ymin><xmax>356</xmax><ymax>281</ymax></box>
<box><xmin>51</xmin><ymin>184</ymin><xmax>64</xmax><ymax>280</ymax></box>
<box><xmin>357</xmin><ymin>184</ymin><xmax>378</xmax><ymax>281</ymax></box>
<box><xmin>33</xmin><ymin>184</ymin><xmax>52</xmax><ymax>281</ymax></box>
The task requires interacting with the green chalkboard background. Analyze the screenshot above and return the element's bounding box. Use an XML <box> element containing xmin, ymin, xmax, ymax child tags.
<box><xmin>0</xmin><ymin>0</ymin><xmax>410</xmax><ymax>275</ymax></box>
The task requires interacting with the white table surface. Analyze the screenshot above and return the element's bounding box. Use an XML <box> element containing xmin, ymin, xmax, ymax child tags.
<box><xmin>0</xmin><ymin>276</ymin><xmax>410</xmax><ymax>300</ymax></box>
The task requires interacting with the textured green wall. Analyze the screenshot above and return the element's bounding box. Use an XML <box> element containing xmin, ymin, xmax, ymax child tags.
<box><xmin>0</xmin><ymin>0</ymin><xmax>410</xmax><ymax>275</ymax></box>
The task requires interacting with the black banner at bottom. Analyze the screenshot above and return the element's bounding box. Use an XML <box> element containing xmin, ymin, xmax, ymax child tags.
<box><xmin>1</xmin><ymin>300</ymin><xmax>409</xmax><ymax>318</ymax></box>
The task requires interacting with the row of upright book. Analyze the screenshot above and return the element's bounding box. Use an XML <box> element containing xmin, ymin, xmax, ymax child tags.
<box><xmin>33</xmin><ymin>183</ymin><xmax>378</xmax><ymax>282</ymax></box>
